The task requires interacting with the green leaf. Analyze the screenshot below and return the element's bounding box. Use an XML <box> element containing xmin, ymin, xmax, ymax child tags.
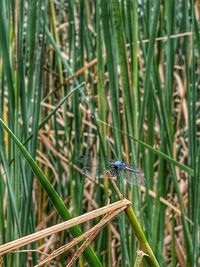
<box><xmin>0</xmin><ymin>118</ymin><xmax>102</xmax><ymax>267</ymax></box>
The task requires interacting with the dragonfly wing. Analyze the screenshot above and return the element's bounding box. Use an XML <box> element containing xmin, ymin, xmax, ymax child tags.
<box><xmin>122</xmin><ymin>169</ymin><xmax>146</xmax><ymax>185</ymax></box>
<box><xmin>81</xmin><ymin>166</ymin><xmax>109</xmax><ymax>179</ymax></box>
<box><xmin>75</xmin><ymin>155</ymin><xmax>115</xmax><ymax>179</ymax></box>
<box><xmin>75</xmin><ymin>155</ymin><xmax>111</xmax><ymax>168</ymax></box>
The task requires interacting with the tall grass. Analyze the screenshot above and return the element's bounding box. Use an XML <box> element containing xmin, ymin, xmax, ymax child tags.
<box><xmin>0</xmin><ymin>0</ymin><xmax>199</xmax><ymax>266</ymax></box>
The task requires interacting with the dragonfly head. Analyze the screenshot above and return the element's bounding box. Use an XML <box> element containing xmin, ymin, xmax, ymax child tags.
<box><xmin>109</xmin><ymin>163</ymin><xmax>118</xmax><ymax>171</ymax></box>
<box><xmin>109</xmin><ymin>161</ymin><xmax>125</xmax><ymax>172</ymax></box>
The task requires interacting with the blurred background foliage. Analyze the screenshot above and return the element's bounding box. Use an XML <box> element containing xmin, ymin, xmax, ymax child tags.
<box><xmin>0</xmin><ymin>0</ymin><xmax>199</xmax><ymax>266</ymax></box>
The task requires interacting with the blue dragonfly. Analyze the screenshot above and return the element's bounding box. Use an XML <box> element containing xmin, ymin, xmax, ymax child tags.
<box><xmin>76</xmin><ymin>156</ymin><xmax>146</xmax><ymax>186</ymax></box>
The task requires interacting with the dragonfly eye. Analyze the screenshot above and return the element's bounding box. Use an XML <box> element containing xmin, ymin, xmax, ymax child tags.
<box><xmin>110</xmin><ymin>164</ymin><xmax>118</xmax><ymax>170</ymax></box>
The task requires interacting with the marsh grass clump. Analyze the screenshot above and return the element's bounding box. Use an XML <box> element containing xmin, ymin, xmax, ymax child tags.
<box><xmin>0</xmin><ymin>1</ymin><xmax>199</xmax><ymax>266</ymax></box>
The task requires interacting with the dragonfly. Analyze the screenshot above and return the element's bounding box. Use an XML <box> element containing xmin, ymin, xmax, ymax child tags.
<box><xmin>76</xmin><ymin>156</ymin><xmax>146</xmax><ymax>186</ymax></box>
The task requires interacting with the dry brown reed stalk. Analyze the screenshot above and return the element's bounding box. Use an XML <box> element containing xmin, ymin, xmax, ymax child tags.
<box><xmin>139</xmin><ymin>185</ymin><xmax>193</xmax><ymax>225</ymax></box>
<box><xmin>46</xmin><ymin>32</ymin><xmax>192</xmax><ymax>98</ymax></box>
<box><xmin>0</xmin><ymin>199</ymin><xmax>130</xmax><ymax>256</ymax></box>
<box><xmin>38</xmin><ymin>133</ymin><xmax>101</xmax><ymax>186</ymax></box>
<box><xmin>84</xmin><ymin>189</ymin><xmax>120</xmax><ymax>241</ymax></box>
<box><xmin>35</xmin><ymin>206</ymin><xmax>127</xmax><ymax>267</ymax></box>
<box><xmin>36</xmin><ymin>196</ymin><xmax>72</xmax><ymax>231</ymax></box>
<box><xmin>165</xmin><ymin>214</ymin><xmax>185</xmax><ymax>266</ymax></box>
<box><xmin>65</xmin><ymin>208</ymin><xmax>125</xmax><ymax>267</ymax></box>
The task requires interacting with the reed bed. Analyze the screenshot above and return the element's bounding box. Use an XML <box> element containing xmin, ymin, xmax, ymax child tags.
<box><xmin>0</xmin><ymin>0</ymin><xmax>199</xmax><ymax>266</ymax></box>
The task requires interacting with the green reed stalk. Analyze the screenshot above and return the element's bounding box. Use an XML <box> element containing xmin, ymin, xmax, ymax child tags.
<box><xmin>0</xmin><ymin>118</ymin><xmax>102</xmax><ymax>267</ymax></box>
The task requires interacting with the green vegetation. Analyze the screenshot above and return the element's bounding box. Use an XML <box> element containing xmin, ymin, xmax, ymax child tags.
<box><xmin>0</xmin><ymin>0</ymin><xmax>199</xmax><ymax>266</ymax></box>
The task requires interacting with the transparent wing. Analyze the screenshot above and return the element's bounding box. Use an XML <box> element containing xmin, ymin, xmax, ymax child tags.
<box><xmin>75</xmin><ymin>155</ymin><xmax>112</xmax><ymax>167</ymax></box>
<box><xmin>81</xmin><ymin>166</ymin><xmax>107</xmax><ymax>179</ymax></box>
<box><xmin>122</xmin><ymin>168</ymin><xmax>146</xmax><ymax>185</ymax></box>
<box><xmin>75</xmin><ymin>155</ymin><xmax>114</xmax><ymax>178</ymax></box>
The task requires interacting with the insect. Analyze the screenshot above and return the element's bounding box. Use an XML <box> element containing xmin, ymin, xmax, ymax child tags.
<box><xmin>76</xmin><ymin>156</ymin><xmax>146</xmax><ymax>186</ymax></box>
